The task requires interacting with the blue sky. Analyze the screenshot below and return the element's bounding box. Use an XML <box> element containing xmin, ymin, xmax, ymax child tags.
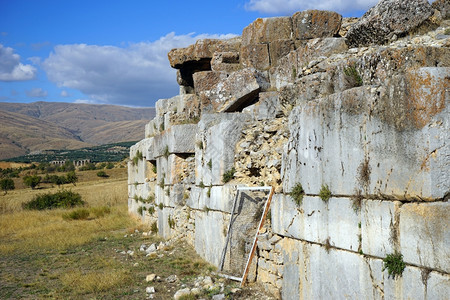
<box><xmin>0</xmin><ymin>0</ymin><xmax>379</xmax><ymax>108</ymax></box>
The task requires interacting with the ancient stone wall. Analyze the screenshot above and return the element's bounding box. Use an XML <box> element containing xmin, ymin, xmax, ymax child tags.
<box><xmin>129</xmin><ymin>1</ymin><xmax>449</xmax><ymax>298</ymax></box>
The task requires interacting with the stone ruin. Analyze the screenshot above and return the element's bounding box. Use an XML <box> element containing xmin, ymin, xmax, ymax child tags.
<box><xmin>128</xmin><ymin>0</ymin><xmax>449</xmax><ymax>298</ymax></box>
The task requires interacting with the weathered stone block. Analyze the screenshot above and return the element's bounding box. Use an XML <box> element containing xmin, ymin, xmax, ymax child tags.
<box><xmin>399</xmin><ymin>202</ymin><xmax>450</xmax><ymax>273</ymax></box>
<box><xmin>188</xmin><ymin>185</ymin><xmax>239</xmax><ymax>213</ymax></box>
<box><xmin>151</xmin><ymin>124</ymin><xmax>197</xmax><ymax>158</ymax></box>
<box><xmin>361</xmin><ymin>200</ymin><xmax>400</xmax><ymax>258</ymax></box>
<box><xmin>271</xmin><ymin>194</ymin><xmax>360</xmax><ymax>251</ymax></box>
<box><xmin>241</xmin><ymin>17</ymin><xmax>293</xmax><ymax>46</ymax></box>
<box><xmin>292</xmin><ymin>10</ymin><xmax>342</xmax><ymax>40</ymax></box>
<box><xmin>240</xmin><ymin>44</ymin><xmax>271</xmax><ymax>71</ymax></box>
<box><xmin>346</xmin><ymin>0</ymin><xmax>433</xmax><ymax>47</ymax></box>
<box><xmin>157</xmin><ymin>206</ymin><xmax>174</xmax><ymax>239</ymax></box>
<box><xmin>211</xmin><ymin>51</ymin><xmax>242</xmax><ymax>74</ymax></box>
<box><xmin>242</xmin><ymin>91</ymin><xmax>282</xmax><ymax>120</ymax></box>
<box><xmin>282</xmin><ymin>83</ymin><xmax>449</xmax><ymax>200</ymax></box>
<box><xmin>168</xmin><ymin>38</ymin><xmax>242</xmax><ymax>69</ymax></box>
<box><xmin>195</xmin><ymin>113</ymin><xmax>252</xmax><ymax>185</ymax></box>
<box><xmin>194</xmin><ymin>69</ymin><xmax>261</xmax><ymax>112</ymax></box>
<box><xmin>268</xmin><ymin>39</ymin><xmax>296</xmax><ymax>67</ymax></box>
<box><xmin>194</xmin><ymin>210</ymin><xmax>229</xmax><ymax>266</ymax></box>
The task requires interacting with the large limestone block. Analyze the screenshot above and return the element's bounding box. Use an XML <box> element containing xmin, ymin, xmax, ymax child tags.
<box><xmin>241</xmin><ymin>17</ymin><xmax>293</xmax><ymax>46</ymax></box>
<box><xmin>240</xmin><ymin>44</ymin><xmax>270</xmax><ymax>71</ymax></box>
<box><xmin>242</xmin><ymin>91</ymin><xmax>282</xmax><ymax>120</ymax></box>
<box><xmin>268</xmin><ymin>39</ymin><xmax>296</xmax><ymax>68</ymax></box>
<box><xmin>346</xmin><ymin>0</ymin><xmax>433</xmax><ymax>47</ymax></box>
<box><xmin>399</xmin><ymin>202</ymin><xmax>450</xmax><ymax>273</ymax></box>
<box><xmin>292</xmin><ymin>10</ymin><xmax>342</xmax><ymax>40</ymax></box>
<box><xmin>151</xmin><ymin>124</ymin><xmax>197</xmax><ymax>158</ymax></box>
<box><xmin>361</xmin><ymin>200</ymin><xmax>401</xmax><ymax>258</ymax></box>
<box><xmin>127</xmin><ymin>158</ymin><xmax>146</xmax><ymax>185</ymax></box>
<box><xmin>279</xmin><ymin>237</ymin><xmax>450</xmax><ymax>299</ymax></box>
<box><xmin>168</xmin><ymin>38</ymin><xmax>241</xmax><ymax>69</ymax></box>
<box><xmin>211</xmin><ymin>51</ymin><xmax>242</xmax><ymax>74</ymax></box>
<box><xmin>195</xmin><ymin>113</ymin><xmax>251</xmax><ymax>185</ymax></box>
<box><xmin>270</xmin><ymin>37</ymin><xmax>347</xmax><ymax>89</ymax></box>
<box><xmin>157</xmin><ymin>206</ymin><xmax>175</xmax><ymax>239</ymax></box>
<box><xmin>194</xmin><ymin>68</ymin><xmax>261</xmax><ymax>112</ymax></box>
<box><xmin>200</xmin><ymin>69</ymin><xmax>260</xmax><ymax>112</ymax></box>
<box><xmin>282</xmin><ymin>82</ymin><xmax>449</xmax><ymax>200</ymax></box>
<box><xmin>271</xmin><ymin>195</ymin><xmax>360</xmax><ymax>251</ymax></box>
<box><xmin>187</xmin><ymin>185</ymin><xmax>240</xmax><ymax>213</ymax></box>
<box><xmin>194</xmin><ymin>210</ymin><xmax>229</xmax><ymax>266</ymax></box>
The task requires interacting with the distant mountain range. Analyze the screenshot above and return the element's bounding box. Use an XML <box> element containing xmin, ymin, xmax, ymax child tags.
<box><xmin>0</xmin><ymin>101</ymin><xmax>155</xmax><ymax>160</ymax></box>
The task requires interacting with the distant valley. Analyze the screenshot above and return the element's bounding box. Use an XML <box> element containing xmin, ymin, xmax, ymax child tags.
<box><xmin>0</xmin><ymin>101</ymin><xmax>155</xmax><ymax>160</ymax></box>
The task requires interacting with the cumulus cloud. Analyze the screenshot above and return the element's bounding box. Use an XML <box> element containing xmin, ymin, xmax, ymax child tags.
<box><xmin>244</xmin><ymin>0</ymin><xmax>378</xmax><ymax>15</ymax></box>
<box><xmin>0</xmin><ymin>44</ymin><xmax>37</xmax><ymax>81</ymax></box>
<box><xmin>42</xmin><ymin>32</ymin><xmax>237</xmax><ymax>107</ymax></box>
<box><xmin>26</xmin><ymin>87</ymin><xmax>48</xmax><ymax>98</ymax></box>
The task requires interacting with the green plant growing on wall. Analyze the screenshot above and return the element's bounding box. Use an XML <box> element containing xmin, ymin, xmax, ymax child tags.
<box><xmin>319</xmin><ymin>184</ymin><xmax>331</xmax><ymax>203</ymax></box>
<box><xmin>207</xmin><ymin>159</ymin><xmax>212</xmax><ymax>170</ymax></box>
<box><xmin>152</xmin><ymin>164</ymin><xmax>157</xmax><ymax>174</ymax></box>
<box><xmin>158</xmin><ymin>203</ymin><xmax>163</xmax><ymax>210</ymax></box>
<box><xmin>146</xmin><ymin>194</ymin><xmax>155</xmax><ymax>203</ymax></box>
<box><xmin>148</xmin><ymin>206</ymin><xmax>155</xmax><ymax>214</ymax></box>
<box><xmin>351</xmin><ymin>189</ymin><xmax>363</xmax><ymax>213</ymax></box>
<box><xmin>290</xmin><ymin>183</ymin><xmax>305</xmax><ymax>206</ymax></box>
<box><xmin>207</xmin><ymin>186</ymin><xmax>211</xmax><ymax>198</ymax></box>
<box><xmin>165</xmin><ymin>188</ymin><xmax>170</xmax><ymax>196</ymax></box>
<box><xmin>168</xmin><ymin>215</ymin><xmax>175</xmax><ymax>229</ymax></box>
<box><xmin>133</xmin><ymin>195</ymin><xmax>139</xmax><ymax>202</ymax></box>
<box><xmin>292</xmin><ymin>66</ymin><xmax>297</xmax><ymax>80</ymax></box>
<box><xmin>163</xmin><ymin>145</ymin><xmax>170</xmax><ymax>158</ymax></box>
<box><xmin>151</xmin><ymin>221</ymin><xmax>158</xmax><ymax>234</ymax></box>
<box><xmin>222</xmin><ymin>167</ymin><xmax>235</xmax><ymax>183</ymax></box>
<box><xmin>137</xmin><ymin>206</ymin><xmax>146</xmax><ymax>215</ymax></box>
<box><xmin>196</xmin><ymin>141</ymin><xmax>203</xmax><ymax>150</ymax></box>
<box><xmin>383</xmin><ymin>252</ymin><xmax>406</xmax><ymax>279</ymax></box>
<box><xmin>159</xmin><ymin>123</ymin><xmax>165</xmax><ymax>132</ymax></box>
<box><xmin>199</xmin><ymin>181</ymin><xmax>205</xmax><ymax>188</ymax></box>
<box><xmin>203</xmin><ymin>205</ymin><xmax>210</xmax><ymax>213</ymax></box>
<box><xmin>159</xmin><ymin>177</ymin><xmax>165</xmax><ymax>189</ymax></box>
<box><xmin>343</xmin><ymin>65</ymin><xmax>363</xmax><ymax>86</ymax></box>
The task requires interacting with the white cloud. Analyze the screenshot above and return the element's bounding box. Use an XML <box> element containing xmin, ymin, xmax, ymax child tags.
<box><xmin>0</xmin><ymin>44</ymin><xmax>37</xmax><ymax>81</ymax></box>
<box><xmin>60</xmin><ymin>90</ymin><xmax>69</xmax><ymax>97</ymax></box>
<box><xmin>42</xmin><ymin>32</ymin><xmax>237</xmax><ymax>107</ymax></box>
<box><xmin>26</xmin><ymin>87</ymin><xmax>48</xmax><ymax>98</ymax></box>
<box><xmin>74</xmin><ymin>99</ymin><xmax>99</xmax><ymax>104</ymax></box>
<box><xmin>244</xmin><ymin>0</ymin><xmax>379</xmax><ymax>15</ymax></box>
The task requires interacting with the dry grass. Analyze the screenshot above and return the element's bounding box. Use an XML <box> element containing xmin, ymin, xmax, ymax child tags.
<box><xmin>0</xmin><ymin>168</ymin><xmax>133</xmax><ymax>254</ymax></box>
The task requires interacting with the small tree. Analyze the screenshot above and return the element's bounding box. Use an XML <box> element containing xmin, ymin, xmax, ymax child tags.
<box><xmin>66</xmin><ymin>171</ymin><xmax>78</xmax><ymax>186</ymax></box>
<box><xmin>96</xmin><ymin>170</ymin><xmax>109</xmax><ymax>178</ymax></box>
<box><xmin>0</xmin><ymin>178</ymin><xmax>15</xmax><ymax>194</ymax></box>
<box><xmin>23</xmin><ymin>175</ymin><xmax>41</xmax><ymax>189</ymax></box>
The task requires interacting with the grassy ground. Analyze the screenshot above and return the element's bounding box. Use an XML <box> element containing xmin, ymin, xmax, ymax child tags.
<box><xmin>0</xmin><ymin>168</ymin><xmax>274</xmax><ymax>299</ymax></box>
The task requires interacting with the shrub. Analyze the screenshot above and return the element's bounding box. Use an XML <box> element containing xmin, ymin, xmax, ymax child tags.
<box><xmin>106</xmin><ymin>162</ymin><xmax>114</xmax><ymax>169</ymax></box>
<box><xmin>23</xmin><ymin>175</ymin><xmax>41</xmax><ymax>189</ymax></box>
<box><xmin>96</xmin><ymin>171</ymin><xmax>109</xmax><ymax>178</ymax></box>
<box><xmin>62</xmin><ymin>208</ymin><xmax>90</xmax><ymax>220</ymax></box>
<box><xmin>0</xmin><ymin>178</ymin><xmax>15</xmax><ymax>194</ymax></box>
<box><xmin>222</xmin><ymin>167</ymin><xmax>236</xmax><ymax>183</ymax></box>
<box><xmin>23</xmin><ymin>189</ymin><xmax>84</xmax><ymax>210</ymax></box>
<box><xmin>319</xmin><ymin>184</ymin><xmax>331</xmax><ymax>203</ymax></box>
<box><xmin>343</xmin><ymin>65</ymin><xmax>363</xmax><ymax>86</ymax></box>
<box><xmin>290</xmin><ymin>183</ymin><xmax>305</xmax><ymax>206</ymax></box>
<box><xmin>383</xmin><ymin>252</ymin><xmax>406</xmax><ymax>279</ymax></box>
<box><xmin>66</xmin><ymin>171</ymin><xmax>78</xmax><ymax>185</ymax></box>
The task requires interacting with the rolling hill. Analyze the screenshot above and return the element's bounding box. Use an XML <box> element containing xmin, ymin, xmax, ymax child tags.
<box><xmin>0</xmin><ymin>101</ymin><xmax>155</xmax><ymax>160</ymax></box>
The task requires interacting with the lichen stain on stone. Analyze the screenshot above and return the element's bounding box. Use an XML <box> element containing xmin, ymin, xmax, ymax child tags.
<box><xmin>405</xmin><ymin>68</ymin><xmax>447</xmax><ymax>129</ymax></box>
